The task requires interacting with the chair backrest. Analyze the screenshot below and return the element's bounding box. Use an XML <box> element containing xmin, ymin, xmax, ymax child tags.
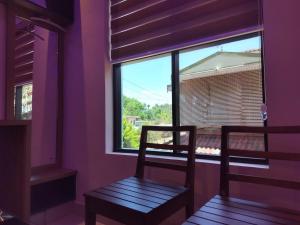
<box><xmin>135</xmin><ymin>125</ymin><xmax>196</xmax><ymax>189</ymax></box>
<box><xmin>220</xmin><ymin>125</ymin><xmax>300</xmax><ymax>197</ymax></box>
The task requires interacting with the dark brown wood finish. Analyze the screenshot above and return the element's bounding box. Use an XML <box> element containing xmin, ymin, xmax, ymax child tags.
<box><xmin>183</xmin><ymin>125</ymin><xmax>300</xmax><ymax>225</ymax></box>
<box><xmin>0</xmin><ymin>121</ymin><xmax>31</xmax><ymax>222</ymax></box>
<box><xmin>85</xmin><ymin>125</ymin><xmax>197</xmax><ymax>225</ymax></box>
<box><xmin>220</xmin><ymin>125</ymin><xmax>300</xmax><ymax>196</ymax></box>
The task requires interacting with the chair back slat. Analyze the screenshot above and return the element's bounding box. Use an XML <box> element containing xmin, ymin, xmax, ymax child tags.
<box><xmin>135</xmin><ymin>125</ymin><xmax>196</xmax><ymax>188</ymax></box>
<box><xmin>144</xmin><ymin>161</ymin><xmax>187</xmax><ymax>172</ymax></box>
<box><xmin>228</xmin><ymin>174</ymin><xmax>300</xmax><ymax>190</ymax></box>
<box><xmin>220</xmin><ymin>125</ymin><xmax>300</xmax><ymax>197</ymax></box>
<box><xmin>228</xmin><ymin>149</ymin><xmax>300</xmax><ymax>161</ymax></box>
<box><xmin>145</xmin><ymin>143</ymin><xmax>191</xmax><ymax>151</ymax></box>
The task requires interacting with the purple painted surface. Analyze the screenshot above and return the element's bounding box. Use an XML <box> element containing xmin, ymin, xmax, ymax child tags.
<box><xmin>0</xmin><ymin>5</ymin><xmax>5</xmax><ymax>120</ymax></box>
<box><xmin>62</xmin><ymin>2</ymin><xmax>300</xmax><ymax>221</ymax></box>
<box><xmin>31</xmin><ymin>27</ymin><xmax>58</xmax><ymax>167</ymax></box>
<box><xmin>0</xmin><ymin>0</ymin><xmax>298</xmax><ymax>223</ymax></box>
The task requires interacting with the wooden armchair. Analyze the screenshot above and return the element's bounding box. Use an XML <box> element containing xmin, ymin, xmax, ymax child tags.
<box><xmin>183</xmin><ymin>126</ymin><xmax>300</xmax><ymax>225</ymax></box>
<box><xmin>84</xmin><ymin>125</ymin><xmax>196</xmax><ymax>225</ymax></box>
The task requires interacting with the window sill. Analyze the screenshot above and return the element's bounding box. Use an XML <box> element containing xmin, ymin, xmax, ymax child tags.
<box><xmin>106</xmin><ymin>151</ymin><xmax>269</xmax><ymax>169</ymax></box>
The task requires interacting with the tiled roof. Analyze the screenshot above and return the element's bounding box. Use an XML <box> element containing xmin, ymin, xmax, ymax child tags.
<box><xmin>180</xmin><ymin>128</ymin><xmax>265</xmax><ymax>155</ymax></box>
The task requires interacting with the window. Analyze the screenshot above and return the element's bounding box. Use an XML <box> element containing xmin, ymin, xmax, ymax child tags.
<box><xmin>15</xmin><ymin>83</ymin><xmax>33</xmax><ymax>120</ymax></box>
<box><xmin>118</xmin><ymin>54</ymin><xmax>172</xmax><ymax>149</ymax></box>
<box><xmin>114</xmin><ymin>33</ymin><xmax>266</xmax><ymax>160</ymax></box>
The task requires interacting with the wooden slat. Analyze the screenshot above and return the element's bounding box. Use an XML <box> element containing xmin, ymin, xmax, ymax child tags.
<box><xmin>95</xmin><ymin>189</ymin><xmax>160</xmax><ymax>209</ymax></box>
<box><xmin>30</xmin><ymin>168</ymin><xmax>77</xmax><ymax>186</ymax></box>
<box><xmin>228</xmin><ymin>149</ymin><xmax>300</xmax><ymax>161</ymax></box>
<box><xmin>187</xmin><ymin>215</ymin><xmax>223</xmax><ymax>225</ymax></box>
<box><xmin>128</xmin><ymin>177</ymin><xmax>186</xmax><ymax>193</ymax></box>
<box><xmin>214</xmin><ymin>196</ymin><xmax>300</xmax><ymax>220</ymax></box>
<box><xmin>201</xmin><ymin>204</ymin><xmax>299</xmax><ymax>225</ymax></box>
<box><xmin>144</xmin><ymin>160</ymin><xmax>187</xmax><ymax>172</ymax></box>
<box><xmin>145</xmin><ymin>143</ymin><xmax>190</xmax><ymax>151</ymax></box>
<box><xmin>143</xmin><ymin>125</ymin><xmax>195</xmax><ymax>132</ymax></box>
<box><xmin>223</xmin><ymin>125</ymin><xmax>300</xmax><ymax>134</ymax></box>
<box><xmin>117</xmin><ymin>179</ymin><xmax>178</xmax><ymax>197</ymax></box>
<box><xmin>86</xmin><ymin>191</ymin><xmax>152</xmax><ymax>213</ymax></box>
<box><xmin>102</xmin><ymin>185</ymin><xmax>166</xmax><ymax>204</ymax></box>
<box><xmin>228</xmin><ymin>174</ymin><xmax>300</xmax><ymax>190</ymax></box>
<box><xmin>194</xmin><ymin>210</ymin><xmax>251</xmax><ymax>225</ymax></box>
<box><xmin>109</xmin><ymin>182</ymin><xmax>172</xmax><ymax>201</ymax></box>
<box><xmin>207</xmin><ymin>201</ymin><xmax>300</xmax><ymax>224</ymax></box>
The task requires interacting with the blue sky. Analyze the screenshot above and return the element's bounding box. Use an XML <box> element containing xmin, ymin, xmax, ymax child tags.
<box><xmin>121</xmin><ymin>36</ymin><xmax>261</xmax><ymax>106</ymax></box>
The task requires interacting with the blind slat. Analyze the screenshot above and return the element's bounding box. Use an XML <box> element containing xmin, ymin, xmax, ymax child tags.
<box><xmin>14</xmin><ymin>24</ymin><xmax>34</xmax><ymax>84</ymax></box>
<box><xmin>110</xmin><ymin>0</ymin><xmax>262</xmax><ymax>62</ymax></box>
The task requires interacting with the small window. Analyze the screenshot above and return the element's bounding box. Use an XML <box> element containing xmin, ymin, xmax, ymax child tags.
<box><xmin>15</xmin><ymin>83</ymin><xmax>33</xmax><ymax>120</ymax></box>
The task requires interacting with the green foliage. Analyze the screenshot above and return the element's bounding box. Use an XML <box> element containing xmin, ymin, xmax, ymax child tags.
<box><xmin>122</xmin><ymin>96</ymin><xmax>172</xmax><ymax>148</ymax></box>
<box><xmin>122</xmin><ymin>118</ymin><xmax>140</xmax><ymax>148</ymax></box>
<box><xmin>123</xmin><ymin>96</ymin><xmax>172</xmax><ymax>123</ymax></box>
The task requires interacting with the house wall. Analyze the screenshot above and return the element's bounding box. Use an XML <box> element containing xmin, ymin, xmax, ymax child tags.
<box><xmin>180</xmin><ymin>70</ymin><xmax>263</xmax><ymax>127</ymax></box>
<box><xmin>0</xmin><ymin>4</ymin><xmax>5</xmax><ymax>120</ymax></box>
<box><xmin>63</xmin><ymin>0</ymin><xmax>300</xmax><ymax>224</ymax></box>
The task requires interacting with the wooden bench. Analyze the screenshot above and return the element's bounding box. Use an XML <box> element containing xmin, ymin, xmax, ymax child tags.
<box><xmin>85</xmin><ymin>125</ymin><xmax>196</xmax><ymax>225</ymax></box>
<box><xmin>183</xmin><ymin>126</ymin><xmax>300</xmax><ymax>225</ymax></box>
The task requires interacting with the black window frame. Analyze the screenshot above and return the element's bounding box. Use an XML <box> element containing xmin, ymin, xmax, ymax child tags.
<box><xmin>113</xmin><ymin>32</ymin><xmax>268</xmax><ymax>165</ymax></box>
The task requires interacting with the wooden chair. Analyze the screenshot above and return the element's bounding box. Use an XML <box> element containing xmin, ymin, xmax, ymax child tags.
<box><xmin>84</xmin><ymin>125</ymin><xmax>196</xmax><ymax>225</ymax></box>
<box><xmin>183</xmin><ymin>126</ymin><xmax>300</xmax><ymax>225</ymax></box>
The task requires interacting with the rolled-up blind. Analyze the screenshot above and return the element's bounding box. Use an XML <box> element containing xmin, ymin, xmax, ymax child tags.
<box><xmin>110</xmin><ymin>0</ymin><xmax>263</xmax><ymax>63</ymax></box>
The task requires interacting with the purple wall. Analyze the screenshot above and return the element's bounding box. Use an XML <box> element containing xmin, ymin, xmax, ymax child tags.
<box><xmin>0</xmin><ymin>4</ymin><xmax>5</xmax><ymax>120</ymax></box>
<box><xmin>0</xmin><ymin>0</ymin><xmax>299</xmax><ymax>223</ymax></box>
<box><xmin>32</xmin><ymin>27</ymin><xmax>58</xmax><ymax>167</ymax></box>
<box><xmin>61</xmin><ymin>0</ymin><xmax>300</xmax><ymax>223</ymax></box>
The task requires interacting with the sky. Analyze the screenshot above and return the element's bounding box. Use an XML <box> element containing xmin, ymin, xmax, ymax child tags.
<box><xmin>121</xmin><ymin>36</ymin><xmax>261</xmax><ymax>106</ymax></box>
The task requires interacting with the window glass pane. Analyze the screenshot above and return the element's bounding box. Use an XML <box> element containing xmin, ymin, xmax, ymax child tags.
<box><xmin>121</xmin><ymin>54</ymin><xmax>172</xmax><ymax>149</ymax></box>
<box><xmin>15</xmin><ymin>83</ymin><xmax>33</xmax><ymax>120</ymax></box>
<box><xmin>179</xmin><ymin>35</ymin><xmax>265</xmax><ymax>155</ymax></box>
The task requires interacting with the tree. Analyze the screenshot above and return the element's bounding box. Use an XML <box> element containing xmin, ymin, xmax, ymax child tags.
<box><xmin>123</xmin><ymin>96</ymin><xmax>148</xmax><ymax>120</ymax></box>
<box><xmin>122</xmin><ymin>118</ymin><xmax>140</xmax><ymax>148</ymax></box>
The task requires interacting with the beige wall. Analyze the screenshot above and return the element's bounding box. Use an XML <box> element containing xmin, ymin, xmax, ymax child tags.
<box><xmin>180</xmin><ymin>70</ymin><xmax>263</xmax><ymax>128</ymax></box>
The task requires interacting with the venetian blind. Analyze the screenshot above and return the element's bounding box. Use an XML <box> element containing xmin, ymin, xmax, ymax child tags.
<box><xmin>110</xmin><ymin>0</ymin><xmax>263</xmax><ymax>63</ymax></box>
<box><xmin>14</xmin><ymin>23</ymin><xmax>34</xmax><ymax>84</ymax></box>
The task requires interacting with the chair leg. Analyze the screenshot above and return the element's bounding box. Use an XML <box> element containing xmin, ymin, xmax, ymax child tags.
<box><xmin>185</xmin><ymin>200</ymin><xmax>194</xmax><ymax>219</ymax></box>
<box><xmin>85</xmin><ymin>207</ymin><xmax>96</xmax><ymax>225</ymax></box>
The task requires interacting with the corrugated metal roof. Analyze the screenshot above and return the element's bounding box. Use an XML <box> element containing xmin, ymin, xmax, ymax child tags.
<box><xmin>180</xmin><ymin>51</ymin><xmax>261</xmax><ymax>77</ymax></box>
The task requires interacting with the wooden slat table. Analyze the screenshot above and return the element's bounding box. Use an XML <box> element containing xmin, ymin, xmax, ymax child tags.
<box><xmin>183</xmin><ymin>195</ymin><xmax>300</xmax><ymax>225</ymax></box>
<box><xmin>85</xmin><ymin>176</ymin><xmax>189</xmax><ymax>225</ymax></box>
